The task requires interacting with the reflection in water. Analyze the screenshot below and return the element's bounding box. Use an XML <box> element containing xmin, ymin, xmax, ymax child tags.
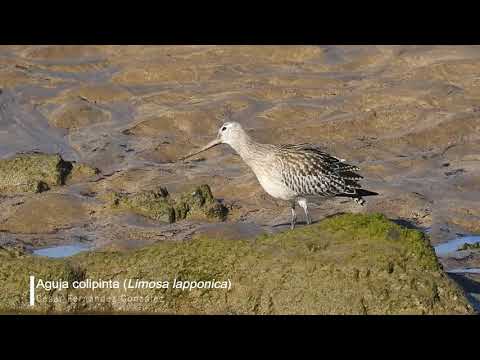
<box><xmin>33</xmin><ymin>243</ymin><xmax>92</xmax><ymax>258</ymax></box>
<box><xmin>434</xmin><ymin>235</ymin><xmax>480</xmax><ymax>257</ymax></box>
<box><xmin>447</xmin><ymin>268</ymin><xmax>480</xmax><ymax>275</ymax></box>
<box><xmin>435</xmin><ymin>235</ymin><xmax>480</xmax><ymax>313</ymax></box>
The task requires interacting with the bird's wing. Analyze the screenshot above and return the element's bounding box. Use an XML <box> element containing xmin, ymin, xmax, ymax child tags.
<box><xmin>276</xmin><ymin>144</ymin><xmax>363</xmax><ymax>196</ymax></box>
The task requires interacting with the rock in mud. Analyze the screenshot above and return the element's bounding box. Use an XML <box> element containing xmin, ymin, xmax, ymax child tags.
<box><xmin>65</xmin><ymin>163</ymin><xmax>100</xmax><ymax>184</ymax></box>
<box><xmin>109</xmin><ymin>184</ymin><xmax>228</xmax><ymax>223</ymax></box>
<box><xmin>0</xmin><ymin>245</ymin><xmax>28</xmax><ymax>259</ymax></box>
<box><xmin>0</xmin><ymin>213</ymin><xmax>474</xmax><ymax>314</ymax></box>
<box><xmin>458</xmin><ymin>242</ymin><xmax>480</xmax><ymax>251</ymax></box>
<box><xmin>172</xmin><ymin>184</ymin><xmax>228</xmax><ymax>222</ymax></box>
<box><xmin>0</xmin><ymin>153</ymin><xmax>99</xmax><ymax>194</ymax></box>
<box><xmin>0</xmin><ymin>153</ymin><xmax>71</xmax><ymax>194</ymax></box>
<box><xmin>110</xmin><ymin>187</ymin><xmax>174</xmax><ymax>223</ymax></box>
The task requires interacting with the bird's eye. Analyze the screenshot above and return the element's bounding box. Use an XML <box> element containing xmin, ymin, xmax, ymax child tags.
<box><xmin>221</xmin><ymin>126</ymin><xmax>227</xmax><ymax>131</ymax></box>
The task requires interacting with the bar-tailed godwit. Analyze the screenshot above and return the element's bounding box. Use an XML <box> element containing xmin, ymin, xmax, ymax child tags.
<box><xmin>181</xmin><ymin>121</ymin><xmax>378</xmax><ymax>229</ymax></box>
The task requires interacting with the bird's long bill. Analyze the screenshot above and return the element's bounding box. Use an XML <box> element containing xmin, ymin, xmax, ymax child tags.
<box><xmin>179</xmin><ymin>138</ymin><xmax>222</xmax><ymax>161</ymax></box>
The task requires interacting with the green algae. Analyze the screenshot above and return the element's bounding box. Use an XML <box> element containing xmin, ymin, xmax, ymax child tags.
<box><xmin>313</xmin><ymin>213</ymin><xmax>441</xmax><ymax>272</ymax></box>
<box><xmin>0</xmin><ymin>245</ymin><xmax>29</xmax><ymax>259</ymax></box>
<box><xmin>0</xmin><ymin>213</ymin><xmax>473</xmax><ymax>314</ymax></box>
<box><xmin>0</xmin><ymin>153</ymin><xmax>99</xmax><ymax>194</ymax></box>
<box><xmin>0</xmin><ymin>153</ymin><xmax>71</xmax><ymax>194</ymax></box>
<box><xmin>457</xmin><ymin>242</ymin><xmax>480</xmax><ymax>251</ymax></box>
<box><xmin>65</xmin><ymin>163</ymin><xmax>99</xmax><ymax>184</ymax></box>
<box><xmin>173</xmin><ymin>184</ymin><xmax>228</xmax><ymax>222</ymax></box>
<box><xmin>111</xmin><ymin>187</ymin><xmax>175</xmax><ymax>223</ymax></box>
<box><xmin>109</xmin><ymin>184</ymin><xmax>228</xmax><ymax>223</ymax></box>
<box><xmin>0</xmin><ymin>253</ymin><xmax>84</xmax><ymax>313</ymax></box>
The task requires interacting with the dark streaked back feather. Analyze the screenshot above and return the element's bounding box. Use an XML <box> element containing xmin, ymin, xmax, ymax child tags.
<box><xmin>274</xmin><ymin>143</ymin><xmax>364</xmax><ymax>196</ymax></box>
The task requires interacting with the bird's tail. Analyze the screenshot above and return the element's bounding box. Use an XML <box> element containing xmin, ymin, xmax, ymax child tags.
<box><xmin>336</xmin><ymin>189</ymin><xmax>379</xmax><ymax>206</ymax></box>
<box><xmin>354</xmin><ymin>189</ymin><xmax>379</xmax><ymax>197</ymax></box>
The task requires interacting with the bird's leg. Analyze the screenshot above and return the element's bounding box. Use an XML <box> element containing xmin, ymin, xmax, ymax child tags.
<box><xmin>290</xmin><ymin>200</ymin><xmax>297</xmax><ymax>230</ymax></box>
<box><xmin>297</xmin><ymin>197</ymin><xmax>312</xmax><ymax>225</ymax></box>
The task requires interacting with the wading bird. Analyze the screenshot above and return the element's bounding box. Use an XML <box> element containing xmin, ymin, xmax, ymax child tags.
<box><xmin>180</xmin><ymin>121</ymin><xmax>378</xmax><ymax>229</ymax></box>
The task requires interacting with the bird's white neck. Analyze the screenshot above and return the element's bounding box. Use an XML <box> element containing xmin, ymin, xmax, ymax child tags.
<box><xmin>225</xmin><ymin>130</ymin><xmax>270</xmax><ymax>166</ymax></box>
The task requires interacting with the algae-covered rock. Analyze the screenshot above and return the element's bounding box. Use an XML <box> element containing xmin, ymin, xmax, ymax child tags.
<box><xmin>0</xmin><ymin>153</ymin><xmax>100</xmax><ymax>194</ymax></box>
<box><xmin>0</xmin><ymin>245</ymin><xmax>28</xmax><ymax>259</ymax></box>
<box><xmin>109</xmin><ymin>184</ymin><xmax>228</xmax><ymax>223</ymax></box>
<box><xmin>458</xmin><ymin>242</ymin><xmax>480</xmax><ymax>251</ymax></box>
<box><xmin>0</xmin><ymin>153</ymin><xmax>71</xmax><ymax>194</ymax></box>
<box><xmin>173</xmin><ymin>184</ymin><xmax>228</xmax><ymax>222</ymax></box>
<box><xmin>0</xmin><ymin>213</ymin><xmax>474</xmax><ymax>314</ymax></box>
<box><xmin>110</xmin><ymin>187</ymin><xmax>175</xmax><ymax>223</ymax></box>
<box><xmin>0</xmin><ymin>256</ymin><xmax>84</xmax><ymax>313</ymax></box>
<box><xmin>65</xmin><ymin>163</ymin><xmax>100</xmax><ymax>184</ymax></box>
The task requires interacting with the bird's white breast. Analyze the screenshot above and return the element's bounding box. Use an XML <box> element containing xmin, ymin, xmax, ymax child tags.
<box><xmin>251</xmin><ymin>165</ymin><xmax>297</xmax><ymax>201</ymax></box>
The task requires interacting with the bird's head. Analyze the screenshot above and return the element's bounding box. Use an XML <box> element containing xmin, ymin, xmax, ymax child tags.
<box><xmin>216</xmin><ymin>121</ymin><xmax>245</xmax><ymax>146</ymax></box>
<box><xmin>180</xmin><ymin>121</ymin><xmax>247</xmax><ymax>161</ymax></box>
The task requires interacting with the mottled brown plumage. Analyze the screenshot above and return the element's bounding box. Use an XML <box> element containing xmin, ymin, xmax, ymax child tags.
<box><xmin>276</xmin><ymin>143</ymin><xmax>363</xmax><ymax>197</ymax></box>
<box><xmin>181</xmin><ymin>122</ymin><xmax>378</xmax><ymax>229</ymax></box>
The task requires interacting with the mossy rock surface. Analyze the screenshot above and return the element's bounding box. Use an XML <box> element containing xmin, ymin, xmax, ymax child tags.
<box><xmin>110</xmin><ymin>187</ymin><xmax>174</xmax><ymax>223</ymax></box>
<box><xmin>173</xmin><ymin>184</ymin><xmax>228</xmax><ymax>222</ymax></box>
<box><xmin>65</xmin><ymin>163</ymin><xmax>99</xmax><ymax>184</ymax></box>
<box><xmin>0</xmin><ymin>153</ymin><xmax>99</xmax><ymax>194</ymax></box>
<box><xmin>109</xmin><ymin>184</ymin><xmax>228</xmax><ymax>223</ymax></box>
<box><xmin>0</xmin><ymin>213</ymin><xmax>474</xmax><ymax>314</ymax></box>
<box><xmin>0</xmin><ymin>153</ymin><xmax>70</xmax><ymax>194</ymax></box>
<box><xmin>458</xmin><ymin>242</ymin><xmax>480</xmax><ymax>251</ymax></box>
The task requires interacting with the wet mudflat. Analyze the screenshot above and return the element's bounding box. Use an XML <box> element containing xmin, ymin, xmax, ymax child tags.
<box><xmin>1</xmin><ymin>46</ymin><xmax>480</xmax><ymax>313</ymax></box>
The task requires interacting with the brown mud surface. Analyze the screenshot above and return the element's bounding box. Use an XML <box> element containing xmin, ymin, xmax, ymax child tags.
<box><xmin>1</xmin><ymin>46</ymin><xmax>479</xmax><ymax>311</ymax></box>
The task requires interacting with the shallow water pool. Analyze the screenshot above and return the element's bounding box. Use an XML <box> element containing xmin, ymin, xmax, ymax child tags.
<box><xmin>446</xmin><ymin>268</ymin><xmax>480</xmax><ymax>275</ymax></box>
<box><xmin>434</xmin><ymin>235</ymin><xmax>480</xmax><ymax>257</ymax></box>
<box><xmin>32</xmin><ymin>243</ymin><xmax>92</xmax><ymax>258</ymax></box>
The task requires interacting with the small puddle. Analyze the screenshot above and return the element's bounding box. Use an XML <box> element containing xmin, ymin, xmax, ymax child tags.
<box><xmin>433</xmin><ymin>235</ymin><xmax>480</xmax><ymax>257</ymax></box>
<box><xmin>433</xmin><ymin>234</ymin><xmax>480</xmax><ymax>312</ymax></box>
<box><xmin>32</xmin><ymin>243</ymin><xmax>92</xmax><ymax>258</ymax></box>
<box><xmin>446</xmin><ymin>268</ymin><xmax>480</xmax><ymax>275</ymax></box>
